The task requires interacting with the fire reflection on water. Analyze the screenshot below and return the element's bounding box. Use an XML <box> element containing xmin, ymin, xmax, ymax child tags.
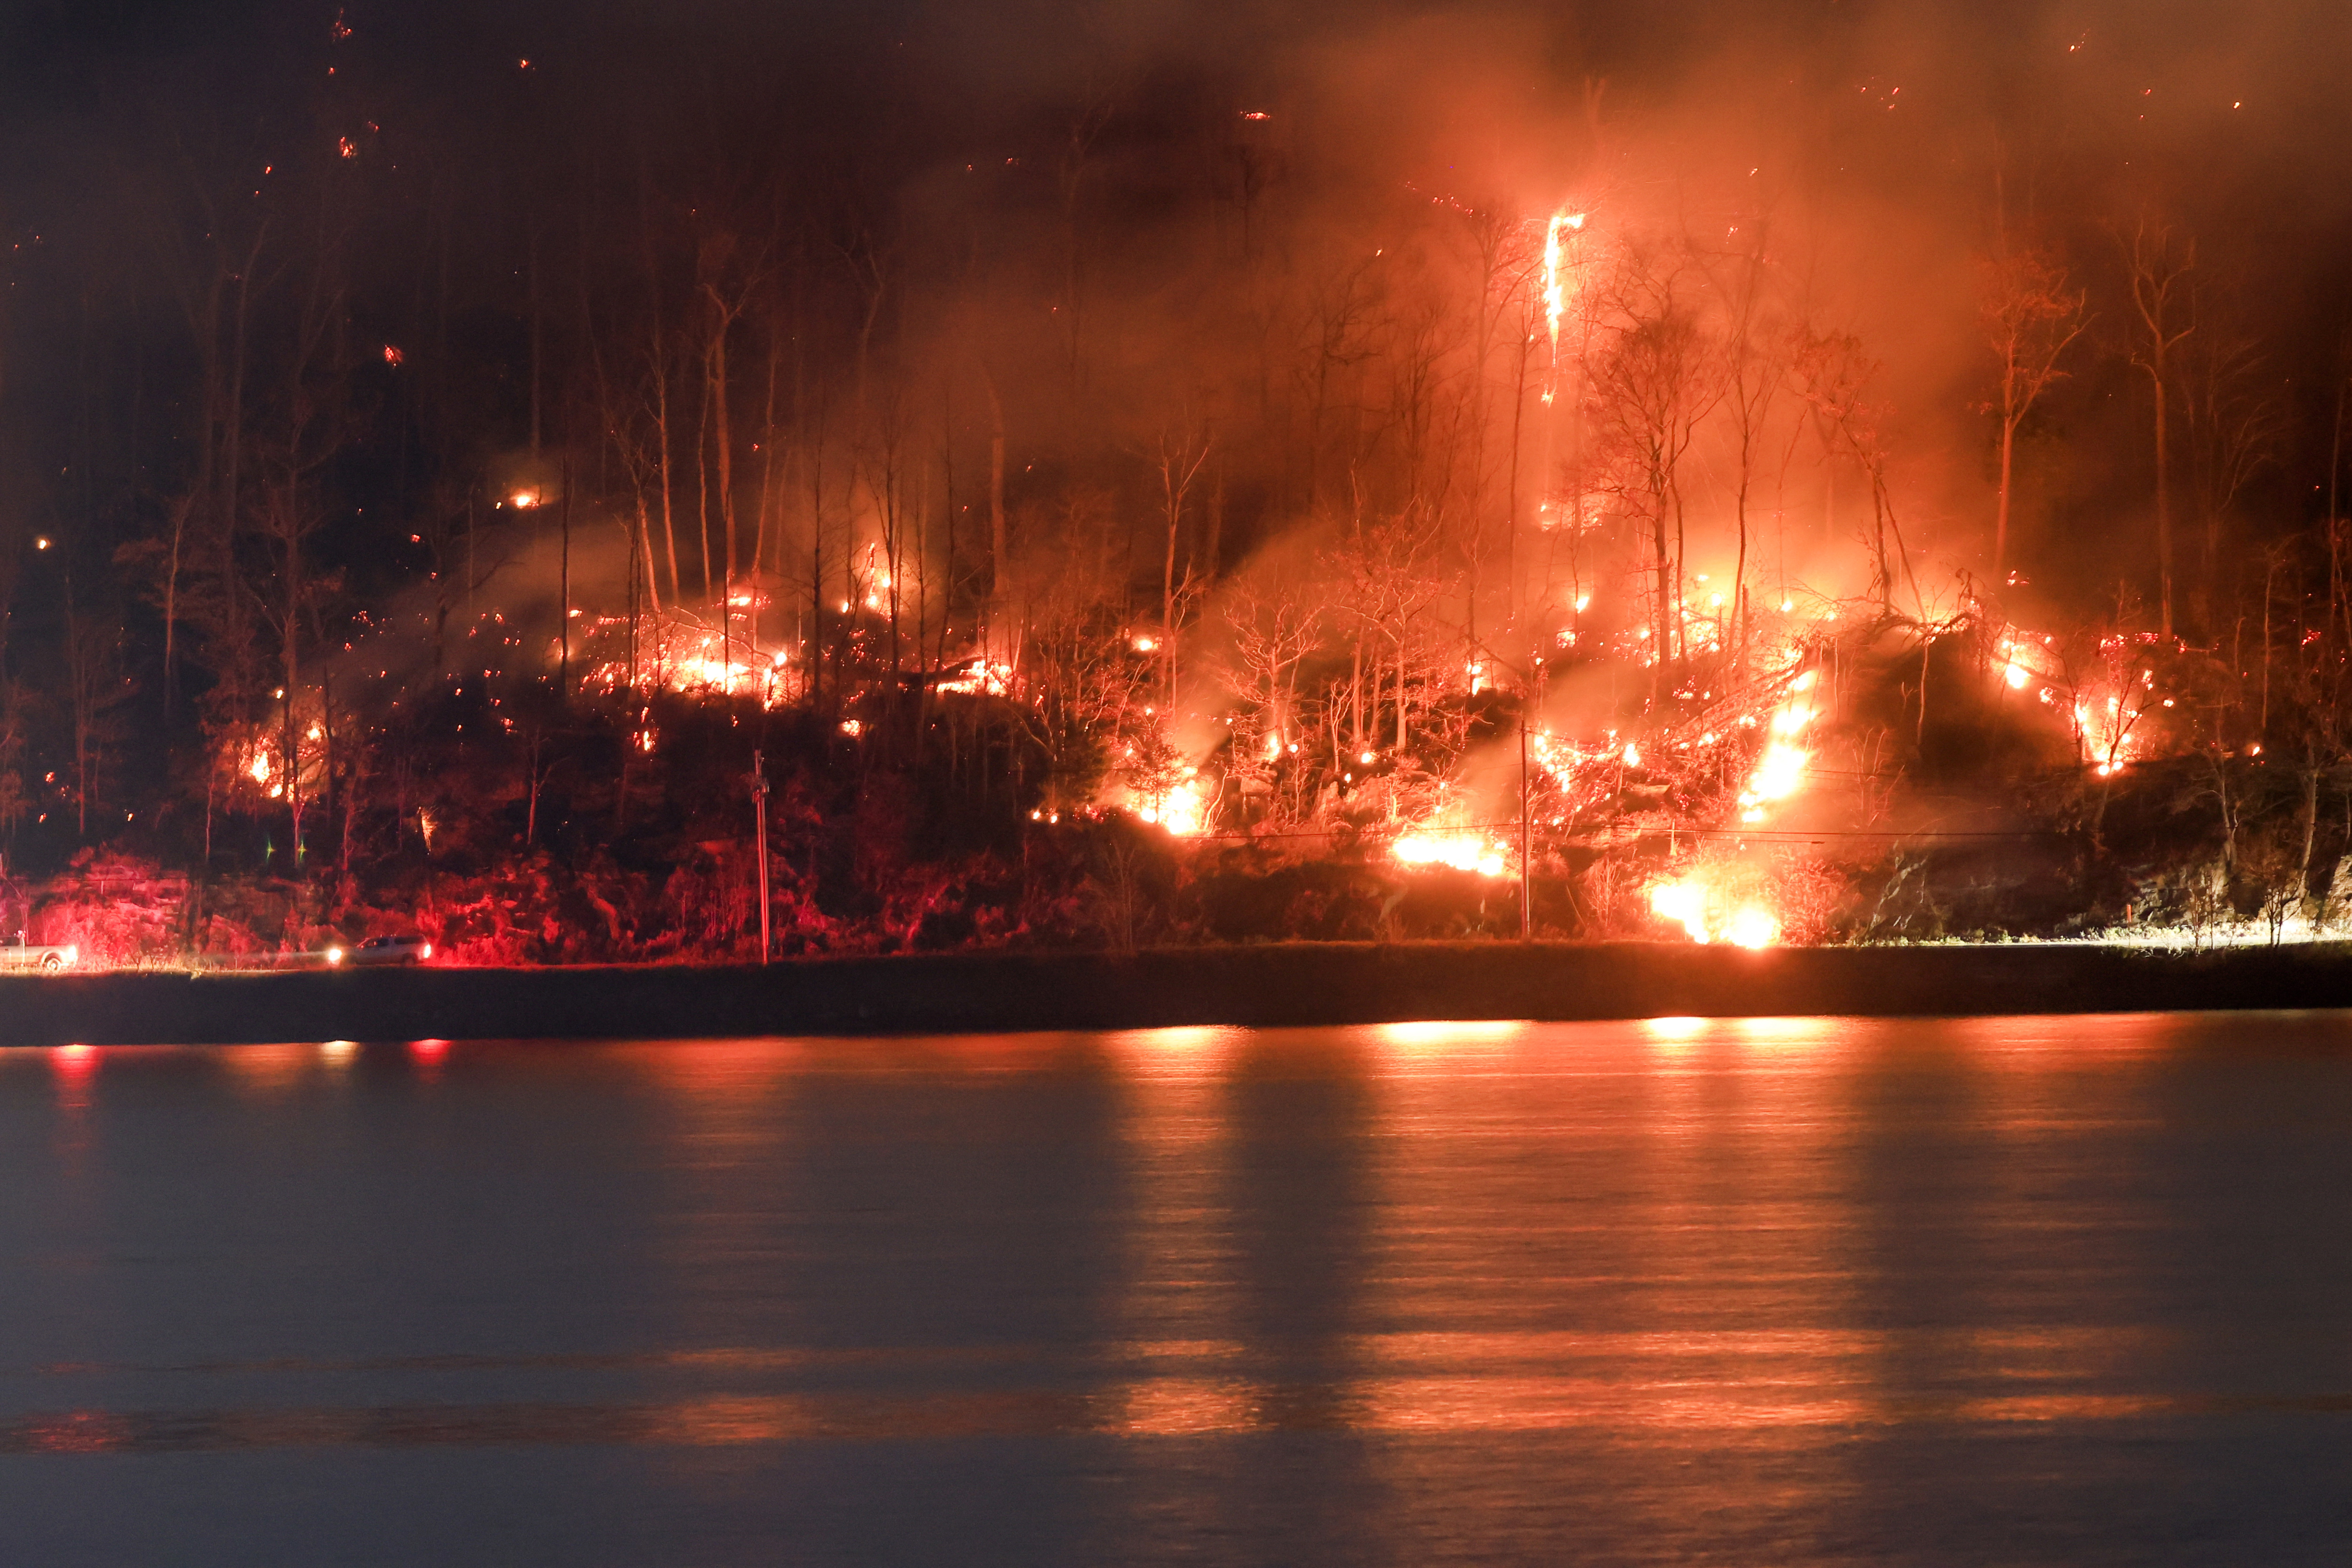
<box><xmin>1090</xmin><ymin>1019</ymin><xmax>1882</xmax><ymax>1449</ymax></box>
<box><xmin>2</xmin><ymin>1014</ymin><xmax>2336</xmax><ymax>1567</ymax></box>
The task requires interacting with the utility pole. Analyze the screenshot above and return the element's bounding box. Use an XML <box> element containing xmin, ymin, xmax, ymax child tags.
<box><xmin>752</xmin><ymin>750</ymin><xmax>772</xmax><ymax>964</ymax></box>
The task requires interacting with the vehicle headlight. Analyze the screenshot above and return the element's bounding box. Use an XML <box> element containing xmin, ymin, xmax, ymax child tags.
<box><xmin>62</xmin><ymin>946</ymin><xmax>75</xmax><ymax>964</ymax></box>
<box><xmin>420</xmin><ymin>943</ymin><xmax>433</xmax><ymax>959</ymax></box>
<box><xmin>326</xmin><ymin>947</ymin><xmax>344</xmax><ymax>965</ymax></box>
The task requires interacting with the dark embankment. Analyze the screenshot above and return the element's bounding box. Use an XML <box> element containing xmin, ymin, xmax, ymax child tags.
<box><xmin>4</xmin><ymin>941</ymin><xmax>2352</xmax><ymax>1046</ymax></box>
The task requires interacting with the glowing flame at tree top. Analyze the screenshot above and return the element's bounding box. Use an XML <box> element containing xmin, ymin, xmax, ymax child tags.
<box><xmin>1537</xmin><ymin>210</ymin><xmax>1585</xmax><ymax>406</ymax></box>
<box><xmin>1543</xmin><ymin>213</ymin><xmax>1569</xmax><ymax>359</ymax></box>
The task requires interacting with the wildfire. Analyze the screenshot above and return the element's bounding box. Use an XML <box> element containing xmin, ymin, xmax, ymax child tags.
<box><xmin>580</xmin><ymin>610</ymin><xmax>803</xmax><ymax>706</ymax></box>
<box><xmin>2070</xmin><ymin>639</ymin><xmax>2163</xmax><ymax>776</ymax></box>
<box><xmin>1139</xmin><ymin>774</ymin><xmax>1208</xmax><ymax>836</ymax></box>
<box><xmin>1542</xmin><ymin>210</ymin><xmax>1584</xmax><ymax>358</ymax></box>
<box><xmin>1738</xmin><ymin>670</ymin><xmax>1818</xmax><ymax>824</ymax></box>
<box><xmin>937</xmin><ymin>658</ymin><xmax>1011</xmax><ymax>696</ymax></box>
<box><xmin>1647</xmin><ymin>874</ymin><xmax>1780</xmax><ymax>948</ymax></box>
<box><xmin>1996</xmin><ymin>634</ymin><xmax>2058</xmax><ymax>692</ymax></box>
<box><xmin>1649</xmin><ymin>877</ymin><xmax>1709</xmax><ymax>941</ymax></box>
<box><xmin>1526</xmin><ymin>729</ymin><xmax>1632</xmax><ymax>820</ymax></box>
<box><xmin>1543</xmin><ymin>213</ymin><xmax>1568</xmax><ymax>359</ymax></box>
<box><xmin>1537</xmin><ymin>210</ymin><xmax>1583</xmax><ymax>406</ymax></box>
<box><xmin>1393</xmin><ymin>830</ymin><xmax>1507</xmax><ymax>877</ymax></box>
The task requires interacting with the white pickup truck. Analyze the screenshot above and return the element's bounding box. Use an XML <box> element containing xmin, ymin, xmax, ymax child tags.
<box><xmin>0</xmin><ymin>934</ymin><xmax>77</xmax><ymax>972</ymax></box>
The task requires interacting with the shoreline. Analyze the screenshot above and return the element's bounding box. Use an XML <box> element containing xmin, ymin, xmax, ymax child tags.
<box><xmin>3</xmin><ymin>939</ymin><xmax>2351</xmax><ymax>1046</ymax></box>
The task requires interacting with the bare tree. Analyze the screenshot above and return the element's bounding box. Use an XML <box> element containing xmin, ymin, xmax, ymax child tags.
<box><xmin>1709</xmin><ymin>220</ymin><xmax>1792</xmax><ymax>669</ymax></box>
<box><xmin>61</xmin><ymin>598</ymin><xmax>130</xmax><ymax>840</ymax></box>
<box><xmin>1221</xmin><ymin>574</ymin><xmax>1324</xmax><ymax>824</ymax></box>
<box><xmin>1979</xmin><ymin>244</ymin><xmax>2085</xmax><ymax>582</ymax></box>
<box><xmin>2124</xmin><ymin>214</ymin><xmax>2195</xmax><ymax>638</ymax></box>
<box><xmin>1587</xmin><ymin>244</ymin><xmax>1721</xmax><ymax>693</ymax></box>
<box><xmin>1148</xmin><ymin>413</ymin><xmax>1214</xmax><ymax>707</ymax></box>
<box><xmin>1325</xmin><ymin>508</ymin><xmax>1446</xmax><ymax>756</ymax></box>
<box><xmin>2179</xmin><ymin>307</ymin><xmax>2282</xmax><ymax>592</ymax></box>
<box><xmin>1793</xmin><ymin>326</ymin><xmax>1918</xmax><ymax>615</ymax></box>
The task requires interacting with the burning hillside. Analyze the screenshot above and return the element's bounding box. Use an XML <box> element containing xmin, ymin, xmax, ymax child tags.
<box><xmin>0</xmin><ymin>2</ymin><xmax>2340</xmax><ymax>961</ymax></box>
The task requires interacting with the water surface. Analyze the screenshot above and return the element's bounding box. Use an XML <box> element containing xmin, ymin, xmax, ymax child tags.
<box><xmin>2</xmin><ymin>1014</ymin><xmax>2349</xmax><ymax>1564</ymax></box>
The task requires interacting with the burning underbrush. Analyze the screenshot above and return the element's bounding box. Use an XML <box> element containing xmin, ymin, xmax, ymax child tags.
<box><xmin>41</xmin><ymin>243</ymin><xmax>2352</xmax><ymax>969</ymax></box>
<box><xmin>1641</xmin><ymin>844</ymin><xmax>1849</xmax><ymax>949</ymax></box>
<box><xmin>60</xmin><ymin>573</ymin><xmax>2335</xmax><ymax>966</ymax></box>
<box><xmin>11</xmin><ymin>32</ymin><xmax>2352</xmax><ymax>979</ymax></box>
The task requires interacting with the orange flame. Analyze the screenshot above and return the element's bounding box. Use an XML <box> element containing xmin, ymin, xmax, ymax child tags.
<box><xmin>1648</xmin><ymin>872</ymin><xmax>1780</xmax><ymax>948</ymax></box>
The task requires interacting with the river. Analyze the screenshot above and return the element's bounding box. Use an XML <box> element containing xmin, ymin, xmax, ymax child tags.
<box><xmin>0</xmin><ymin>1014</ymin><xmax>2348</xmax><ymax>1564</ymax></box>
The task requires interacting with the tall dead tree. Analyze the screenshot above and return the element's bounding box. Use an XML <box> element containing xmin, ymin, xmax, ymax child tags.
<box><xmin>1979</xmin><ymin>244</ymin><xmax>2084</xmax><ymax>583</ymax></box>
<box><xmin>1710</xmin><ymin>220</ymin><xmax>1790</xmax><ymax>668</ymax></box>
<box><xmin>2125</xmin><ymin>215</ymin><xmax>2195</xmax><ymax>639</ymax></box>
<box><xmin>2180</xmin><ymin>305</ymin><xmax>2282</xmax><ymax>593</ymax></box>
<box><xmin>1588</xmin><ymin>247</ymin><xmax>1719</xmax><ymax>695</ymax></box>
<box><xmin>1150</xmin><ymin>414</ymin><xmax>1213</xmax><ymax>708</ymax></box>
